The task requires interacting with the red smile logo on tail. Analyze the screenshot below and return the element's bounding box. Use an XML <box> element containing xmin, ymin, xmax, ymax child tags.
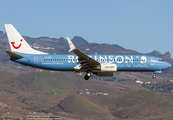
<box><xmin>11</xmin><ymin>39</ymin><xmax>23</xmax><ymax>49</ymax></box>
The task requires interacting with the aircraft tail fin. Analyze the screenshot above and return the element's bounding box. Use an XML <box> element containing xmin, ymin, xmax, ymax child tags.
<box><xmin>5</xmin><ymin>24</ymin><xmax>47</xmax><ymax>54</ymax></box>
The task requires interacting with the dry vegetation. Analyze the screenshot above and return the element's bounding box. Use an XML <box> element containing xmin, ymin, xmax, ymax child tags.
<box><xmin>0</xmin><ymin>32</ymin><xmax>173</xmax><ymax>119</ymax></box>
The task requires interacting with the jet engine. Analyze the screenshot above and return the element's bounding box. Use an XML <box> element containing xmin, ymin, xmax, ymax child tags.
<box><xmin>100</xmin><ymin>63</ymin><xmax>117</xmax><ymax>72</ymax></box>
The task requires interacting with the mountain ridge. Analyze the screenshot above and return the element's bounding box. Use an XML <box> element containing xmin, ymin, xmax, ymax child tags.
<box><xmin>0</xmin><ymin>31</ymin><xmax>171</xmax><ymax>57</ymax></box>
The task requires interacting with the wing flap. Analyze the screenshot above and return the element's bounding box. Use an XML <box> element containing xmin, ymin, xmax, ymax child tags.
<box><xmin>73</xmin><ymin>49</ymin><xmax>100</xmax><ymax>65</ymax></box>
<box><xmin>5</xmin><ymin>50</ymin><xmax>24</xmax><ymax>59</ymax></box>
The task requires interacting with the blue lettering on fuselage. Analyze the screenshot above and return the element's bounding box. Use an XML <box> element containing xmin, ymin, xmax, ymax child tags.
<box><xmin>12</xmin><ymin>53</ymin><xmax>171</xmax><ymax>72</ymax></box>
<box><xmin>67</xmin><ymin>55</ymin><xmax>147</xmax><ymax>64</ymax></box>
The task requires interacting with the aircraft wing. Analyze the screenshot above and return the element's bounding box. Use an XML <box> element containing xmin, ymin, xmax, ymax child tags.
<box><xmin>67</xmin><ymin>37</ymin><xmax>100</xmax><ymax>68</ymax></box>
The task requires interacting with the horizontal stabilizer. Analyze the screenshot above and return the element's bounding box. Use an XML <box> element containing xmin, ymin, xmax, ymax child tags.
<box><xmin>5</xmin><ymin>50</ymin><xmax>24</xmax><ymax>59</ymax></box>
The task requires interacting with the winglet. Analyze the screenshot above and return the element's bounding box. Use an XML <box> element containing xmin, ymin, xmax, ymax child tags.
<box><xmin>67</xmin><ymin>37</ymin><xmax>76</xmax><ymax>52</ymax></box>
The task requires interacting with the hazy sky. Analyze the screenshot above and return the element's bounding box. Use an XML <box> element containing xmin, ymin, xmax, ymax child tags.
<box><xmin>0</xmin><ymin>1</ymin><xmax>173</xmax><ymax>57</ymax></box>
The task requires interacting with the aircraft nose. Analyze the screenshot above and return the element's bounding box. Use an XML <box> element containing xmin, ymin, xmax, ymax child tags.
<box><xmin>166</xmin><ymin>62</ymin><xmax>172</xmax><ymax>68</ymax></box>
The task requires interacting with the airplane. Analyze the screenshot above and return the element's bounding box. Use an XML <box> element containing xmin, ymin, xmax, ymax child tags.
<box><xmin>4</xmin><ymin>24</ymin><xmax>172</xmax><ymax>80</ymax></box>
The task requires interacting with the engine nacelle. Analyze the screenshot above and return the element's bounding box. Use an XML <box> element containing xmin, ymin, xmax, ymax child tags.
<box><xmin>100</xmin><ymin>63</ymin><xmax>117</xmax><ymax>72</ymax></box>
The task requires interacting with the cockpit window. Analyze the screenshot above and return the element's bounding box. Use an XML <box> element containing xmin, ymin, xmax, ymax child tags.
<box><xmin>159</xmin><ymin>59</ymin><xmax>164</xmax><ymax>62</ymax></box>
